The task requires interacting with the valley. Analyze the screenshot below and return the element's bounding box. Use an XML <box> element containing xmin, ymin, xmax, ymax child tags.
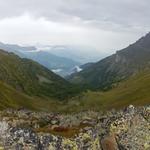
<box><xmin>0</xmin><ymin>33</ymin><xmax>150</xmax><ymax>112</ymax></box>
<box><xmin>0</xmin><ymin>30</ymin><xmax>150</xmax><ymax>150</ymax></box>
<box><xmin>0</xmin><ymin>0</ymin><xmax>150</xmax><ymax>149</ymax></box>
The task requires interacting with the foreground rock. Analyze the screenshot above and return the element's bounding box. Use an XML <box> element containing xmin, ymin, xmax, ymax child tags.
<box><xmin>0</xmin><ymin>105</ymin><xmax>149</xmax><ymax>150</ymax></box>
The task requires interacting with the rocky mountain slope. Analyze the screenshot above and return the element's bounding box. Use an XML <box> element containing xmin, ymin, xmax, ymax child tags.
<box><xmin>0</xmin><ymin>105</ymin><xmax>149</xmax><ymax>149</ymax></box>
<box><xmin>69</xmin><ymin>32</ymin><xmax>150</xmax><ymax>90</ymax></box>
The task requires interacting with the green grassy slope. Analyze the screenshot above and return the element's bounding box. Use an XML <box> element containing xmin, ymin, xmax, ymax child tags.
<box><xmin>0</xmin><ymin>80</ymin><xmax>66</xmax><ymax>111</ymax></box>
<box><xmin>0</xmin><ymin>49</ymin><xmax>82</xmax><ymax>111</ymax></box>
<box><xmin>0</xmin><ymin>49</ymin><xmax>80</xmax><ymax>99</ymax></box>
<box><xmin>66</xmin><ymin>71</ymin><xmax>150</xmax><ymax>112</ymax></box>
<box><xmin>0</xmin><ymin>70</ymin><xmax>150</xmax><ymax>112</ymax></box>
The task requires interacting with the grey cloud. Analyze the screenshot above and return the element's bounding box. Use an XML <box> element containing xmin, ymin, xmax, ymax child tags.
<box><xmin>0</xmin><ymin>0</ymin><xmax>70</xmax><ymax>20</ymax></box>
<box><xmin>0</xmin><ymin>0</ymin><xmax>149</xmax><ymax>52</ymax></box>
<box><xmin>60</xmin><ymin>0</ymin><xmax>150</xmax><ymax>30</ymax></box>
<box><xmin>0</xmin><ymin>0</ymin><xmax>150</xmax><ymax>29</ymax></box>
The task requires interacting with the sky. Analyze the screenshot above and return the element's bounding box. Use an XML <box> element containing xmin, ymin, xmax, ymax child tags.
<box><xmin>0</xmin><ymin>0</ymin><xmax>150</xmax><ymax>54</ymax></box>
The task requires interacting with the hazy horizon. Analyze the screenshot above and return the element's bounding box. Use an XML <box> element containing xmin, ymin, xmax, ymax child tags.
<box><xmin>0</xmin><ymin>0</ymin><xmax>150</xmax><ymax>55</ymax></box>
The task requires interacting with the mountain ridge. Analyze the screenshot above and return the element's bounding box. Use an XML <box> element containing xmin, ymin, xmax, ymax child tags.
<box><xmin>0</xmin><ymin>42</ymin><xmax>81</xmax><ymax>77</ymax></box>
<box><xmin>22</xmin><ymin>50</ymin><xmax>80</xmax><ymax>77</ymax></box>
<box><xmin>68</xmin><ymin>32</ymin><xmax>150</xmax><ymax>90</ymax></box>
<box><xmin>0</xmin><ymin>49</ymin><xmax>80</xmax><ymax>100</ymax></box>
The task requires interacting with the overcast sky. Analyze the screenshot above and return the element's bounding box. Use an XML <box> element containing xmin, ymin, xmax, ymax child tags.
<box><xmin>0</xmin><ymin>0</ymin><xmax>150</xmax><ymax>54</ymax></box>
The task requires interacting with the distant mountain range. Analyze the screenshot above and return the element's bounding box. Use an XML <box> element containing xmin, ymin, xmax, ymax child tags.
<box><xmin>69</xmin><ymin>32</ymin><xmax>150</xmax><ymax>90</ymax></box>
<box><xmin>46</xmin><ymin>45</ymin><xmax>105</xmax><ymax>63</ymax></box>
<box><xmin>0</xmin><ymin>42</ymin><xmax>82</xmax><ymax>77</ymax></box>
<box><xmin>21</xmin><ymin>51</ymin><xmax>81</xmax><ymax>77</ymax></box>
<box><xmin>0</xmin><ymin>42</ymin><xmax>106</xmax><ymax>77</ymax></box>
<box><xmin>0</xmin><ymin>42</ymin><xmax>36</xmax><ymax>52</ymax></box>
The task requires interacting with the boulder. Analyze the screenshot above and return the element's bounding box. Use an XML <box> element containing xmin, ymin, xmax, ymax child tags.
<box><xmin>101</xmin><ymin>134</ymin><xmax>119</xmax><ymax>150</ymax></box>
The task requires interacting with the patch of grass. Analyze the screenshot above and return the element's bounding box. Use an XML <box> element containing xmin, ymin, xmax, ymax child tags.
<box><xmin>66</xmin><ymin>70</ymin><xmax>150</xmax><ymax>112</ymax></box>
<box><xmin>0</xmin><ymin>80</ymin><xmax>64</xmax><ymax>111</ymax></box>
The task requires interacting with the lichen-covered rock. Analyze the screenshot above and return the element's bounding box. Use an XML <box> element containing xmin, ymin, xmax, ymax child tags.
<box><xmin>0</xmin><ymin>105</ymin><xmax>149</xmax><ymax>150</ymax></box>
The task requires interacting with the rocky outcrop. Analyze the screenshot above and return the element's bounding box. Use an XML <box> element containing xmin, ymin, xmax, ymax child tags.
<box><xmin>0</xmin><ymin>105</ymin><xmax>149</xmax><ymax>150</ymax></box>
